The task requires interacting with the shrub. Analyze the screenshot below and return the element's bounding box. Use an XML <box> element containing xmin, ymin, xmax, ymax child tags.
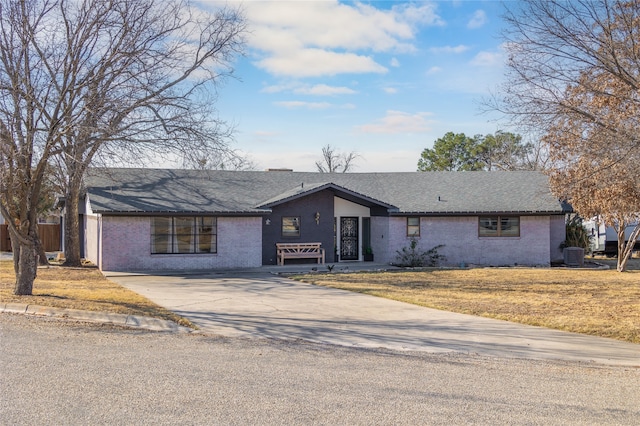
<box><xmin>395</xmin><ymin>238</ymin><xmax>445</xmax><ymax>267</ymax></box>
<box><xmin>561</xmin><ymin>216</ymin><xmax>591</xmax><ymax>251</ymax></box>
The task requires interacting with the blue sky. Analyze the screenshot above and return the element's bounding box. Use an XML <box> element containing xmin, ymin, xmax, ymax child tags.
<box><xmin>213</xmin><ymin>1</ymin><xmax>510</xmax><ymax>172</ymax></box>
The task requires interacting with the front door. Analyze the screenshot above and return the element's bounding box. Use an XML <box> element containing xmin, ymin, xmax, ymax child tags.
<box><xmin>340</xmin><ymin>217</ymin><xmax>359</xmax><ymax>260</ymax></box>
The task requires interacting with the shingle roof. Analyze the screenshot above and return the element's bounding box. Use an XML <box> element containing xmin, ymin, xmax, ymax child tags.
<box><xmin>85</xmin><ymin>168</ymin><xmax>566</xmax><ymax>215</ymax></box>
<box><xmin>257</xmin><ymin>182</ymin><xmax>397</xmax><ymax>210</ymax></box>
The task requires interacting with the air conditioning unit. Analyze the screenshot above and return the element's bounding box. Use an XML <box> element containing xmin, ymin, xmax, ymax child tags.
<box><xmin>563</xmin><ymin>247</ymin><xmax>585</xmax><ymax>267</ymax></box>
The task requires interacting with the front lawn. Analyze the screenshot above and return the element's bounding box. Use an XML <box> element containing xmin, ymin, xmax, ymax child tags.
<box><xmin>0</xmin><ymin>261</ymin><xmax>194</xmax><ymax>327</ymax></box>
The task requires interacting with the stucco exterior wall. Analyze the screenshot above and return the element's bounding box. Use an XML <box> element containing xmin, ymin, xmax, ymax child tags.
<box><xmin>549</xmin><ymin>215</ymin><xmax>566</xmax><ymax>262</ymax></box>
<box><xmin>99</xmin><ymin>216</ymin><xmax>262</xmax><ymax>271</ymax></box>
<box><xmin>371</xmin><ymin>216</ymin><xmax>390</xmax><ymax>262</ymax></box>
<box><xmin>84</xmin><ymin>214</ymin><xmax>101</xmax><ymax>267</ymax></box>
<box><xmin>383</xmin><ymin>215</ymin><xmax>553</xmax><ymax>267</ymax></box>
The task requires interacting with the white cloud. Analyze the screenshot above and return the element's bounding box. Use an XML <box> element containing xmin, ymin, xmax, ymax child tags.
<box><xmin>390</xmin><ymin>57</ymin><xmax>400</xmax><ymax>67</ymax></box>
<box><xmin>294</xmin><ymin>84</ymin><xmax>357</xmax><ymax>96</ymax></box>
<box><xmin>357</xmin><ymin>110</ymin><xmax>433</xmax><ymax>134</ymax></box>
<box><xmin>383</xmin><ymin>87</ymin><xmax>398</xmax><ymax>94</ymax></box>
<box><xmin>467</xmin><ymin>10</ymin><xmax>487</xmax><ymax>29</ymax></box>
<box><xmin>426</xmin><ymin>66</ymin><xmax>442</xmax><ymax>75</ymax></box>
<box><xmin>470</xmin><ymin>50</ymin><xmax>503</xmax><ymax>67</ymax></box>
<box><xmin>256</xmin><ymin>49</ymin><xmax>387</xmax><ymax>78</ymax></box>
<box><xmin>274</xmin><ymin>101</ymin><xmax>332</xmax><ymax>110</ymax></box>
<box><xmin>429</xmin><ymin>45</ymin><xmax>470</xmax><ymax>54</ymax></box>
<box><xmin>243</xmin><ymin>1</ymin><xmax>443</xmax><ymax>78</ymax></box>
<box><xmin>260</xmin><ymin>82</ymin><xmax>299</xmax><ymax>94</ymax></box>
<box><xmin>261</xmin><ymin>82</ymin><xmax>355</xmax><ymax>95</ymax></box>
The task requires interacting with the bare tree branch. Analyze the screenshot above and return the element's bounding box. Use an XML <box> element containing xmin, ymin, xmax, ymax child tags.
<box><xmin>315</xmin><ymin>144</ymin><xmax>360</xmax><ymax>173</ymax></box>
<box><xmin>491</xmin><ymin>0</ymin><xmax>640</xmax><ymax>271</ymax></box>
<box><xmin>0</xmin><ymin>0</ymin><xmax>247</xmax><ymax>291</ymax></box>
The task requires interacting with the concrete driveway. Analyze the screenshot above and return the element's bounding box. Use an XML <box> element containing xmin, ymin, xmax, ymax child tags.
<box><xmin>106</xmin><ymin>270</ymin><xmax>640</xmax><ymax>366</ymax></box>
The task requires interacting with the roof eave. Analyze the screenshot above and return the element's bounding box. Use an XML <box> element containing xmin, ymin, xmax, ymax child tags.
<box><xmin>257</xmin><ymin>182</ymin><xmax>397</xmax><ymax>210</ymax></box>
<box><xmin>389</xmin><ymin>210</ymin><xmax>566</xmax><ymax>216</ymax></box>
<box><xmin>92</xmin><ymin>209</ymin><xmax>272</xmax><ymax>216</ymax></box>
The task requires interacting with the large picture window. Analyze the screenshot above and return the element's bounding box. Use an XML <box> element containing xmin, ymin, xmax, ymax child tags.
<box><xmin>282</xmin><ymin>217</ymin><xmax>300</xmax><ymax>237</ymax></box>
<box><xmin>407</xmin><ymin>217</ymin><xmax>420</xmax><ymax>237</ymax></box>
<box><xmin>151</xmin><ymin>217</ymin><xmax>217</xmax><ymax>254</ymax></box>
<box><xmin>479</xmin><ymin>216</ymin><xmax>520</xmax><ymax>237</ymax></box>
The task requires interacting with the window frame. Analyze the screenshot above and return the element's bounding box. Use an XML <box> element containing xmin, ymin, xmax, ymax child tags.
<box><xmin>478</xmin><ymin>215</ymin><xmax>520</xmax><ymax>238</ymax></box>
<box><xmin>407</xmin><ymin>217</ymin><xmax>421</xmax><ymax>237</ymax></box>
<box><xmin>281</xmin><ymin>216</ymin><xmax>301</xmax><ymax>238</ymax></box>
<box><xmin>151</xmin><ymin>216</ymin><xmax>217</xmax><ymax>254</ymax></box>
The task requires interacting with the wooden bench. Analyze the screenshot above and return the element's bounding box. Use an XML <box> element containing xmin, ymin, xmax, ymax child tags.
<box><xmin>276</xmin><ymin>242</ymin><xmax>325</xmax><ymax>266</ymax></box>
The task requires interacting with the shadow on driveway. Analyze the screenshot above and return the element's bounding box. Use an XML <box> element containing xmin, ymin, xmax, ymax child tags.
<box><xmin>106</xmin><ymin>271</ymin><xmax>640</xmax><ymax>366</ymax></box>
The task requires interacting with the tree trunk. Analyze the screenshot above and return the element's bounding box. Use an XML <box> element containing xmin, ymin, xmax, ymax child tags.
<box><xmin>63</xmin><ymin>188</ymin><xmax>82</xmax><ymax>267</ymax></box>
<box><xmin>9</xmin><ymin>231</ymin><xmax>19</xmax><ymax>274</ymax></box>
<box><xmin>617</xmin><ymin>223</ymin><xmax>640</xmax><ymax>272</ymax></box>
<box><xmin>36</xmin><ymin>233</ymin><xmax>50</xmax><ymax>266</ymax></box>
<box><xmin>617</xmin><ymin>237</ymin><xmax>630</xmax><ymax>272</ymax></box>
<box><xmin>15</xmin><ymin>241</ymin><xmax>38</xmax><ymax>295</ymax></box>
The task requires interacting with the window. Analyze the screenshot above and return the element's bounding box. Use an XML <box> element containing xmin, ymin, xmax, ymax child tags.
<box><xmin>479</xmin><ymin>216</ymin><xmax>520</xmax><ymax>237</ymax></box>
<box><xmin>407</xmin><ymin>217</ymin><xmax>420</xmax><ymax>237</ymax></box>
<box><xmin>151</xmin><ymin>217</ymin><xmax>217</xmax><ymax>254</ymax></box>
<box><xmin>282</xmin><ymin>216</ymin><xmax>300</xmax><ymax>237</ymax></box>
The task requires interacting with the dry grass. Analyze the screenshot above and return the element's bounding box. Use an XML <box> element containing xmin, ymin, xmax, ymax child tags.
<box><xmin>0</xmin><ymin>261</ymin><xmax>194</xmax><ymax>328</ymax></box>
<box><xmin>3</xmin><ymin>257</ymin><xmax>639</xmax><ymax>341</ymax></box>
<box><xmin>298</xmin><ymin>258</ymin><xmax>640</xmax><ymax>344</ymax></box>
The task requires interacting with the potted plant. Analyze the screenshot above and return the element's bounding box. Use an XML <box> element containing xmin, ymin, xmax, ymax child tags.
<box><xmin>363</xmin><ymin>246</ymin><xmax>374</xmax><ymax>262</ymax></box>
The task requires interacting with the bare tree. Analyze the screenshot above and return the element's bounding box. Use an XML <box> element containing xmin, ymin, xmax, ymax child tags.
<box><xmin>315</xmin><ymin>144</ymin><xmax>359</xmax><ymax>173</ymax></box>
<box><xmin>0</xmin><ymin>0</ymin><xmax>246</xmax><ymax>294</ymax></box>
<box><xmin>492</xmin><ymin>0</ymin><xmax>640</xmax><ymax>271</ymax></box>
<box><xmin>188</xmin><ymin>150</ymin><xmax>258</xmax><ymax>171</ymax></box>
<box><xmin>477</xmin><ymin>131</ymin><xmax>540</xmax><ymax>171</ymax></box>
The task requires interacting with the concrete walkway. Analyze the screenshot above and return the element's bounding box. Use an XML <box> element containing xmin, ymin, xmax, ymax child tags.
<box><xmin>105</xmin><ymin>268</ymin><xmax>640</xmax><ymax>366</ymax></box>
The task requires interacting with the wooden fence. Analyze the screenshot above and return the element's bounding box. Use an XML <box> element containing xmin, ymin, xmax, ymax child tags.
<box><xmin>0</xmin><ymin>224</ymin><xmax>9</xmax><ymax>252</ymax></box>
<box><xmin>0</xmin><ymin>224</ymin><xmax>61</xmax><ymax>252</ymax></box>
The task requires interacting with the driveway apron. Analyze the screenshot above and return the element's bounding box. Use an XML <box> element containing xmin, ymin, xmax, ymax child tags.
<box><xmin>106</xmin><ymin>271</ymin><xmax>640</xmax><ymax>366</ymax></box>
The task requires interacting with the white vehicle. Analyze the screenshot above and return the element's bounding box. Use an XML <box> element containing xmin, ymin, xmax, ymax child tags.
<box><xmin>584</xmin><ymin>219</ymin><xmax>640</xmax><ymax>256</ymax></box>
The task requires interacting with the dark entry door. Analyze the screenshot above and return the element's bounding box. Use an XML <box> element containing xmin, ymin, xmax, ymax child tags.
<box><xmin>340</xmin><ymin>217</ymin><xmax>359</xmax><ymax>260</ymax></box>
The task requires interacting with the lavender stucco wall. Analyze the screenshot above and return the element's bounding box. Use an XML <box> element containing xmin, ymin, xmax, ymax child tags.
<box><xmin>99</xmin><ymin>216</ymin><xmax>262</xmax><ymax>271</ymax></box>
<box><xmin>370</xmin><ymin>216</ymin><xmax>390</xmax><ymax>262</ymax></box>
<box><xmin>84</xmin><ymin>214</ymin><xmax>100</xmax><ymax>267</ymax></box>
<box><xmin>381</xmin><ymin>216</ymin><xmax>554</xmax><ymax>267</ymax></box>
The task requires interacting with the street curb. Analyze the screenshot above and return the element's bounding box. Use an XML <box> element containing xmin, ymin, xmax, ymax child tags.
<box><xmin>0</xmin><ymin>302</ymin><xmax>192</xmax><ymax>333</ymax></box>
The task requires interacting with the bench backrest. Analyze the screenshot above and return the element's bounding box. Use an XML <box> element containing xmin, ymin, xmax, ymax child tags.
<box><xmin>276</xmin><ymin>243</ymin><xmax>322</xmax><ymax>252</ymax></box>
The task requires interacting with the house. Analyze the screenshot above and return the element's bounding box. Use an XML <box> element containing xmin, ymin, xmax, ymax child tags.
<box><xmin>81</xmin><ymin>168</ymin><xmax>569</xmax><ymax>271</ymax></box>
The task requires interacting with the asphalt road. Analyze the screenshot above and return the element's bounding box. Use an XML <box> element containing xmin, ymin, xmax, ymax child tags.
<box><xmin>2</xmin><ymin>314</ymin><xmax>639</xmax><ymax>425</ymax></box>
